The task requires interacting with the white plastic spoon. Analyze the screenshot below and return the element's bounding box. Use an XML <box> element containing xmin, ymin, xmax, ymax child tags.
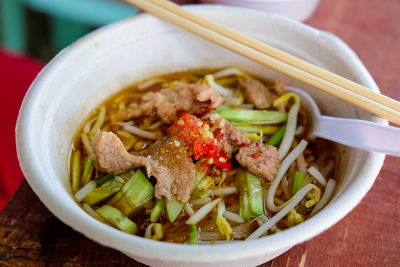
<box><xmin>288</xmin><ymin>87</ymin><xmax>400</xmax><ymax>156</ymax></box>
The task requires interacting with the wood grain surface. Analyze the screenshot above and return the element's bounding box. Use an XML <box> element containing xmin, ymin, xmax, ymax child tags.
<box><xmin>1</xmin><ymin>0</ymin><xmax>399</xmax><ymax>266</ymax></box>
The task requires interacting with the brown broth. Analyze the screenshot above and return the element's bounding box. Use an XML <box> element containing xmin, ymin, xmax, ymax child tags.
<box><xmin>69</xmin><ymin>68</ymin><xmax>336</xmax><ymax>243</ymax></box>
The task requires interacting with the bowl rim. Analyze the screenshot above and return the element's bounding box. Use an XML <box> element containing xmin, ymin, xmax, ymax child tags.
<box><xmin>16</xmin><ymin>4</ymin><xmax>385</xmax><ymax>263</ymax></box>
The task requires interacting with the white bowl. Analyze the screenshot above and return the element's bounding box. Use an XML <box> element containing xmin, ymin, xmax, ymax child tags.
<box><xmin>16</xmin><ymin>5</ymin><xmax>385</xmax><ymax>267</ymax></box>
<box><xmin>200</xmin><ymin>0</ymin><xmax>321</xmax><ymax>21</ymax></box>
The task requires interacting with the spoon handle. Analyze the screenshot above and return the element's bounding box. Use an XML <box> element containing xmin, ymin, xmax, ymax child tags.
<box><xmin>313</xmin><ymin>116</ymin><xmax>400</xmax><ymax>156</ymax></box>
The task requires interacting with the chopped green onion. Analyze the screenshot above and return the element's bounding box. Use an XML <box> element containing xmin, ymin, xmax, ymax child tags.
<box><xmin>266</xmin><ymin>124</ymin><xmax>287</xmax><ymax>146</ymax></box>
<box><xmin>71</xmin><ymin>150</ymin><xmax>81</xmax><ymax>192</ymax></box>
<box><xmin>150</xmin><ymin>198</ymin><xmax>165</xmax><ymax>223</ymax></box>
<box><xmin>96</xmin><ymin>205</ymin><xmax>137</xmax><ymax>234</ymax></box>
<box><xmin>96</xmin><ymin>173</ymin><xmax>115</xmax><ymax>186</ymax></box>
<box><xmin>292</xmin><ymin>171</ymin><xmax>305</xmax><ymax>196</ymax></box>
<box><xmin>246</xmin><ymin>172</ymin><xmax>263</xmax><ymax>215</ymax></box>
<box><xmin>217</xmin><ymin>109</ymin><xmax>287</xmax><ymax>123</ymax></box>
<box><xmin>166</xmin><ymin>196</ymin><xmax>185</xmax><ymax>223</ymax></box>
<box><xmin>81</xmin><ymin>158</ymin><xmax>93</xmax><ymax>185</ymax></box>
<box><xmin>188</xmin><ymin>225</ymin><xmax>199</xmax><ymax>244</ymax></box>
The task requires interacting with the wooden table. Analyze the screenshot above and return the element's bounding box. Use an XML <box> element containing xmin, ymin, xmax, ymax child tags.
<box><xmin>1</xmin><ymin>0</ymin><xmax>399</xmax><ymax>266</ymax></box>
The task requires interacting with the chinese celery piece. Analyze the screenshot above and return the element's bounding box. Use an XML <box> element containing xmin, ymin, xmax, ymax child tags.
<box><xmin>89</xmin><ymin>105</ymin><xmax>106</xmax><ymax>137</ymax></box>
<box><xmin>231</xmin><ymin>122</ymin><xmax>280</xmax><ymax>135</ymax></box>
<box><xmin>266</xmin><ymin>124</ymin><xmax>287</xmax><ymax>146</ymax></box>
<box><xmin>217</xmin><ymin>109</ymin><xmax>287</xmax><ymax>124</ymax></box>
<box><xmin>238</xmin><ymin>169</ymin><xmax>264</xmax><ymax>220</ymax></box>
<box><xmin>71</xmin><ymin>150</ymin><xmax>81</xmax><ymax>192</ymax></box>
<box><xmin>188</xmin><ymin>225</ymin><xmax>199</xmax><ymax>244</ymax></box>
<box><xmin>166</xmin><ymin>196</ymin><xmax>185</xmax><ymax>223</ymax></box>
<box><xmin>238</xmin><ymin>169</ymin><xmax>253</xmax><ymax>220</ymax></box>
<box><xmin>150</xmin><ymin>198</ymin><xmax>165</xmax><ymax>223</ymax></box>
<box><xmin>96</xmin><ymin>173</ymin><xmax>115</xmax><ymax>186</ymax></box>
<box><xmin>96</xmin><ymin>205</ymin><xmax>137</xmax><ymax>234</ymax></box>
<box><xmin>109</xmin><ymin>169</ymin><xmax>154</xmax><ymax>216</ymax></box>
<box><xmin>292</xmin><ymin>171</ymin><xmax>305</xmax><ymax>195</ymax></box>
<box><xmin>81</xmin><ymin>158</ymin><xmax>93</xmax><ymax>185</ymax></box>
<box><xmin>246</xmin><ymin>172</ymin><xmax>263</xmax><ymax>215</ymax></box>
<box><xmin>84</xmin><ymin>178</ymin><xmax>124</xmax><ymax>205</ymax></box>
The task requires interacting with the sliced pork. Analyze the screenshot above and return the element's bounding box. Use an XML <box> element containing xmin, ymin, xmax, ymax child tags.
<box><xmin>92</xmin><ymin>131</ymin><xmax>196</xmax><ymax>202</ymax></box>
<box><xmin>242</xmin><ymin>78</ymin><xmax>286</xmax><ymax>109</ymax></box>
<box><xmin>207</xmin><ymin>113</ymin><xmax>250</xmax><ymax>157</ymax></box>
<box><xmin>112</xmin><ymin>82</ymin><xmax>223</xmax><ymax>124</ymax></box>
<box><xmin>235</xmin><ymin>142</ymin><xmax>279</xmax><ymax>181</ymax></box>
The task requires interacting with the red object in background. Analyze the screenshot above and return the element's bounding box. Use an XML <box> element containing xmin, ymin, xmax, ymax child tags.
<box><xmin>0</xmin><ymin>49</ymin><xmax>44</xmax><ymax>211</ymax></box>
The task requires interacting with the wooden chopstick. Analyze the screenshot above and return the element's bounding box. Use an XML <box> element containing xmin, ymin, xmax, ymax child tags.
<box><xmin>124</xmin><ymin>0</ymin><xmax>400</xmax><ymax>125</ymax></box>
<box><xmin>144</xmin><ymin>0</ymin><xmax>400</xmax><ymax>114</ymax></box>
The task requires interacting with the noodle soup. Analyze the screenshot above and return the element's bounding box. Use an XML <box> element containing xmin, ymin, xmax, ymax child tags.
<box><xmin>69</xmin><ymin>68</ymin><xmax>338</xmax><ymax>243</ymax></box>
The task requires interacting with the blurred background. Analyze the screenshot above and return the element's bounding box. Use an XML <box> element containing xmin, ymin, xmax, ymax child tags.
<box><xmin>0</xmin><ymin>0</ymin><xmax>321</xmax><ymax>210</ymax></box>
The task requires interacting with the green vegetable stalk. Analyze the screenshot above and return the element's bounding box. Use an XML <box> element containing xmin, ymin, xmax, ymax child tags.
<box><xmin>71</xmin><ymin>150</ymin><xmax>81</xmax><ymax>192</ymax></box>
<box><xmin>266</xmin><ymin>124</ymin><xmax>287</xmax><ymax>146</ymax></box>
<box><xmin>81</xmin><ymin>158</ymin><xmax>93</xmax><ymax>185</ymax></box>
<box><xmin>150</xmin><ymin>198</ymin><xmax>165</xmax><ymax>223</ymax></box>
<box><xmin>238</xmin><ymin>169</ymin><xmax>264</xmax><ymax>220</ymax></box>
<box><xmin>96</xmin><ymin>172</ymin><xmax>115</xmax><ymax>186</ymax></box>
<box><xmin>217</xmin><ymin>109</ymin><xmax>287</xmax><ymax>124</ymax></box>
<box><xmin>188</xmin><ymin>225</ymin><xmax>199</xmax><ymax>244</ymax></box>
<box><xmin>166</xmin><ymin>196</ymin><xmax>185</xmax><ymax>223</ymax></box>
<box><xmin>246</xmin><ymin>172</ymin><xmax>263</xmax><ymax>215</ymax></box>
<box><xmin>84</xmin><ymin>178</ymin><xmax>124</xmax><ymax>205</ymax></box>
<box><xmin>96</xmin><ymin>204</ymin><xmax>137</xmax><ymax>234</ymax></box>
<box><xmin>109</xmin><ymin>169</ymin><xmax>154</xmax><ymax>216</ymax></box>
<box><xmin>292</xmin><ymin>171</ymin><xmax>305</xmax><ymax>196</ymax></box>
<box><xmin>231</xmin><ymin>122</ymin><xmax>280</xmax><ymax>135</ymax></box>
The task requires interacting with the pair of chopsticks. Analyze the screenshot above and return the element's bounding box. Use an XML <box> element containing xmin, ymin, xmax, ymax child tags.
<box><xmin>124</xmin><ymin>0</ymin><xmax>400</xmax><ymax>125</ymax></box>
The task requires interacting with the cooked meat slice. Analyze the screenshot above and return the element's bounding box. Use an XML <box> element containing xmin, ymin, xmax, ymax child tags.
<box><xmin>242</xmin><ymin>78</ymin><xmax>286</xmax><ymax>109</ymax></box>
<box><xmin>92</xmin><ymin>130</ymin><xmax>146</xmax><ymax>173</ymax></box>
<box><xmin>92</xmin><ymin>131</ymin><xmax>196</xmax><ymax>202</ymax></box>
<box><xmin>136</xmin><ymin>137</ymin><xmax>196</xmax><ymax>203</ymax></box>
<box><xmin>274</xmin><ymin>79</ymin><xmax>287</xmax><ymax>96</ymax></box>
<box><xmin>207</xmin><ymin>113</ymin><xmax>250</xmax><ymax>157</ymax></box>
<box><xmin>154</xmin><ymin>82</ymin><xmax>223</xmax><ymax>123</ymax></box>
<box><xmin>112</xmin><ymin>82</ymin><xmax>223</xmax><ymax>124</ymax></box>
<box><xmin>235</xmin><ymin>142</ymin><xmax>279</xmax><ymax>181</ymax></box>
